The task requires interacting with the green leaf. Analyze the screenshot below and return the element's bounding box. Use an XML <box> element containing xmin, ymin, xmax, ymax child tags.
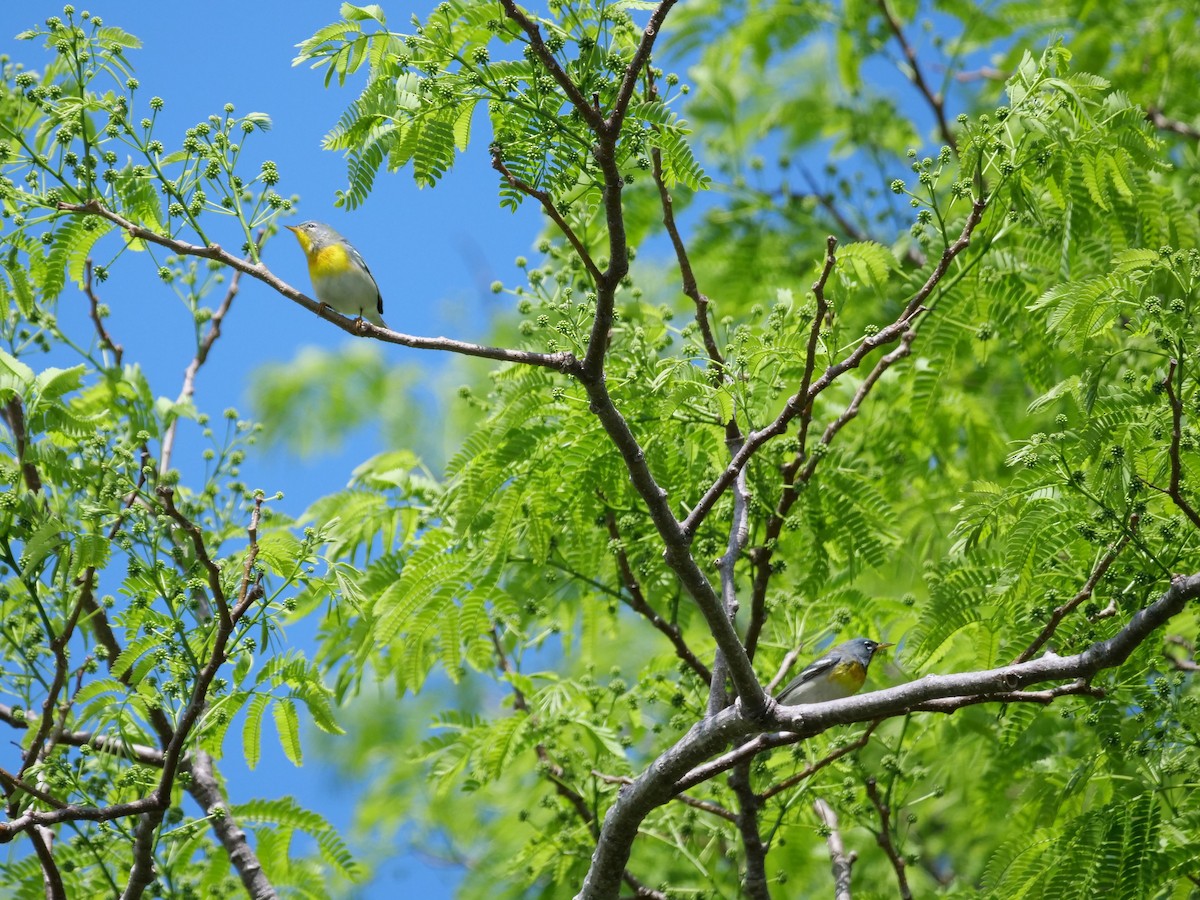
<box><xmin>272</xmin><ymin>696</ymin><xmax>303</xmax><ymax>765</ymax></box>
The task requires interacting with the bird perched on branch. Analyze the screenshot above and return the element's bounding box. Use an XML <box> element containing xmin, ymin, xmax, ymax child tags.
<box><xmin>776</xmin><ymin>638</ymin><xmax>892</xmax><ymax>705</ymax></box>
<box><xmin>286</xmin><ymin>221</ymin><xmax>388</xmax><ymax>329</ymax></box>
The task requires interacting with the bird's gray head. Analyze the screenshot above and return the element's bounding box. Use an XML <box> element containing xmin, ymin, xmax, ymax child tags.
<box><xmin>842</xmin><ymin>637</ymin><xmax>893</xmax><ymax>668</ymax></box>
<box><xmin>285</xmin><ymin>221</ymin><xmax>342</xmax><ymax>251</ymax></box>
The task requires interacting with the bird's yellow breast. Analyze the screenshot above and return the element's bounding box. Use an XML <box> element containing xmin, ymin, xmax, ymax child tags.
<box><xmin>309</xmin><ymin>243</ymin><xmax>352</xmax><ymax>277</ymax></box>
<box><xmin>827</xmin><ymin>660</ymin><xmax>867</xmax><ymax>693</ymax></box>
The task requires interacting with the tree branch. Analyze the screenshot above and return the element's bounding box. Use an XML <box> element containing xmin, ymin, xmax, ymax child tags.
<box><xmin>55</xmin><ymin>201</ymin><xmax>579</xmax><ymax>375</ymax></box>
<box><xmin>1016</xmin><ymin>524</ymin><xmax>1134</xmax><ymax>663</ymax></box>
<box><xmin>758</xmin><ymin>721</ymin><xmax>881</xmax><ymax>802</ymax></box>
<box><xmin>591</xmin><ymin>771</ymin><xmax>735</xmax><ymax>822</ymax></box>
<box><xmin>574</xmin><ymin>571</ymin><xmax>1200</xmax><ymax>899</ymax></box>
<box><xmin>160</xmin><ymin>232</ymin><xmax>262</xmax><ymax>474</ymax></box>
<box><xmin>813</xmin><ymin>798</ymin><xmax>854</xmax><ymax>900</ymax></box>
<box><xmin>600</xmin><ymin>507</ymin><xmax>711</xmax><ymax>683</ymax></box>
<box><xmin>1162</xmin><ymin>359</ymin><xmax>1200</xmax><ymax>529</ymax></box>
<box><xmin>729</xmin><ymin>760</ymin><xmax>769</xmax><ymax>900</ymax></box>
<box><xmin>2</xmin><ymin>396</ymin><xmax>42</xmax><ymax>493</ymax></box>
<box><xmin>497</xmin><ymin>0</ymin><xmax>604</xmax><ymax>131</ymax></box>
<box><xmin>1146</xmin><ymin>106</ymin><xmax>1200</xmax><ymax>141</ymax></box>
<box><xmin>187</xmin><ymin>751</ymin><xmax>279</xmax><ymax>900</ymax></box>
<box><xmin>864</xmin><ymin>777</ymin><xmax>911</xmax><ymax>900</ymax></box>
<box><xmin>708</xmin><ymin>433</ymin><xmax>750</xmax><ymax>716</ymax></box>
<box><xmin>681</xmin><ymin>197</ymin><xmax>985</xmax><ymax>540</ymax></box>
<box><xmin>875</xmin><ymin>0</ymin><xmax>957</xmax><ymax>152</ymax></box>
<box><xmin>491</xmin><ymin>150</ymin><xmax>602</xmax><ymax>285</ymax></box>
<box><xmin>83</xmin><ymin>259</ymin><xmax>123</xmax><ymax>366</ymax></box>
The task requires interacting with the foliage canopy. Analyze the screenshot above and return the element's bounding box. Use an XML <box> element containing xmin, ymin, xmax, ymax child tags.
<box><xmin>1</xmin><ymin>1</ymin><xmax>1200</xmax><ymax>898</ymax></box>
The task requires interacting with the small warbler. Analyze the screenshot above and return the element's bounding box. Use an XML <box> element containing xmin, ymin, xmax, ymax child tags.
<box><xmin>776</xmin><ymin>638</ymin><xmax>892</xmax><ymax>705</ymax></box>
<box><xmin>286</xmin><ymin>221</ymin><xmax>388</xmax><ymax>329</ymax></box>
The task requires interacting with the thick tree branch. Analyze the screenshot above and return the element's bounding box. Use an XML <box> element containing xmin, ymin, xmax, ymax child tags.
<box><xmin>55</xmin><ymin>201</ymin><xmax>578</xmax><ymax>375</ymax></box>
<box><xmin>187</xmin><ymin>751</ymin><xmax>278</xmax><ymax>900</ymax></box>
<box><xmin>813</xmin><ymin>798</ymin><xmax>854</xmax><ymax>900</ymax></box>
<box><xmin>729</xmin><ymin>760</ymin><xmax>769</xmax><ymax>900</ymax></box>
<box><xmin>29</xmin><ymin>825</ymin><xmax>66</xmax><ymax>900</ymax></box>
<box><xmin>575</xmin><ymin>572</ymin><xmax>1200</xmax><ymax>899</ymax></box>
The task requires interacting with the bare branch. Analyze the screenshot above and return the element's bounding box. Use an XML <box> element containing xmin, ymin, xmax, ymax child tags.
<box><xmin>83</xmin><ymin>259</ymin><xmax>123</xmax><ymax>366</ymax></box>
<box><xmin>55</xmin><ymin>201</ymin><xmax>579</xmax><ymax>375</ymax></box>
<box><xmin>491</xmin><ymin>150</ymin><xmax>602</xmax><ymax>285</ymax></box>
<box><xmin>160</xmin><ymin>231</ymin><xmax>262</xmax><ymax>474</ymax></box>
<box><xmin>865</xmin><ymin>777</ymin><xmax>912</xmax><ymax>900</ymax></box>
<box><xmin>1162</xmin><ymin>359</ymin><xmax>1200</xmax><ymax>529</ymax></box>
<box><xmin>1146</xmin><ymin>106</ymin><xmax>1200</xmax><ymax>141</ymax></box>
<box><xmin>875</xmin><ymin>0</ymin><xmax>957</xmax><ymax>152</ymax></box>
<box><xmin>188</xmin><ymin>751</ymin><xmax>279</xmax><ymax>900</ymax></box>
<box><xmin>1016</xmin><ymin>524</ymin><xmax>1134</xmax><ymax>663</ymax></box>
<box><xmin>813</xmin><ymin>798</ymin><xmax>854</xmax><ymax>900</ymax></box>
<box><xmin>601</xmin><ymin>507</ymin><xmax>711</xmax><ymax>683</ymax></box>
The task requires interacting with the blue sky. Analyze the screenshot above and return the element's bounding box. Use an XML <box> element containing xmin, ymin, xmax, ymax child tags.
<box><xmin>1</xmin><ymin>1</ymin><xmax>546</xmax><ymax>895</ymax></box>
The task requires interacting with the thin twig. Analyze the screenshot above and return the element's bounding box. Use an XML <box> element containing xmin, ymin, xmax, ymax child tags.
<box><xmin>1016</xmin><ymin>524</ymin><xmax>1135</xmax><ymax>663</ymax></box>
<box><xmin>865</xmin><ymin>777</ymin><xmax>912</xmax><ymax>900</ymax></box>
<box><xmin>592</xmin><ymin>771</ymin><xmax>735</xmax><ymax>822</ymax></box>
<box><xmin>1162</xmin><ymin>359</ymin><xmax>1200</xmax><ymax>528</ymax></box>
<box><xmin>875</xmin><ymin>0</ymin><xmax>957</xmax><ymax>152</ymax></box>
<box><xmin>491</xmin><ymin>151</ymin><xmax>602</xmax><ymax>285</ymax></box>
<box><xmin>2</xmin><ymin>397</ymin><xmax>42</xmax><ymax>493</ymax></box>
<box><xmin>601</xmin><ymin>506</ymin><xmax>711</xmax><ymax>683</ymax></box>
<box><xmin>813</xmin><ymin>798</ymin><xmax>854</xmax><ymax>900</ymax></box>
<box><xmin>160</xmin><ymin>231</ymin><xmax>262</xmax><ymax>474</ymax></box>
<box><xmin>83</xmin><ymin>259</ymin><xmax>123</xmax><ymax>366</ymax></box>
<box><xmin>759</xmin><ymin>721</ymin><xmax>882</xmax><ymax>802</ymax></box>
<box><xmin>650</xmin><ymin>145</ymin><xmax>725</xmax><ymax>376</ymax></box>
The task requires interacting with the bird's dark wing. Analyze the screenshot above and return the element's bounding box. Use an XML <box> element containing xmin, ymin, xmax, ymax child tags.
<box><xmin>778</xmin><ymin>655</ymin><xmax>838</xmax><ymax>698</ymax></box>
<box><xmin>348</xmin><ymin>244</ymin><xmax>385</xmax><ymax>315</ymax></box>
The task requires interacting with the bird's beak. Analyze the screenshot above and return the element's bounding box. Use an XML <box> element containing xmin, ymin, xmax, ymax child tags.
<box><xmin>284</xmin><ymin>224</ymin><xmax>297</xmax><ymax>233</ymax></box>
<box><xmin>877</xmin><ymin>642</ymin><xmax>895</xmax><ymax>650</ymax></box>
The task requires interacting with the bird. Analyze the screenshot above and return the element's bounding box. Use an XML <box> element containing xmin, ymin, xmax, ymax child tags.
<box><xmin>776</xmin><ymin>638</ymin><xmax>893</xmax><ymax>705</ymax></box>
<box><xmin>285</xmin><ymin>221</ymin><xmax>388</xmax><ymax>329</ymax></box>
